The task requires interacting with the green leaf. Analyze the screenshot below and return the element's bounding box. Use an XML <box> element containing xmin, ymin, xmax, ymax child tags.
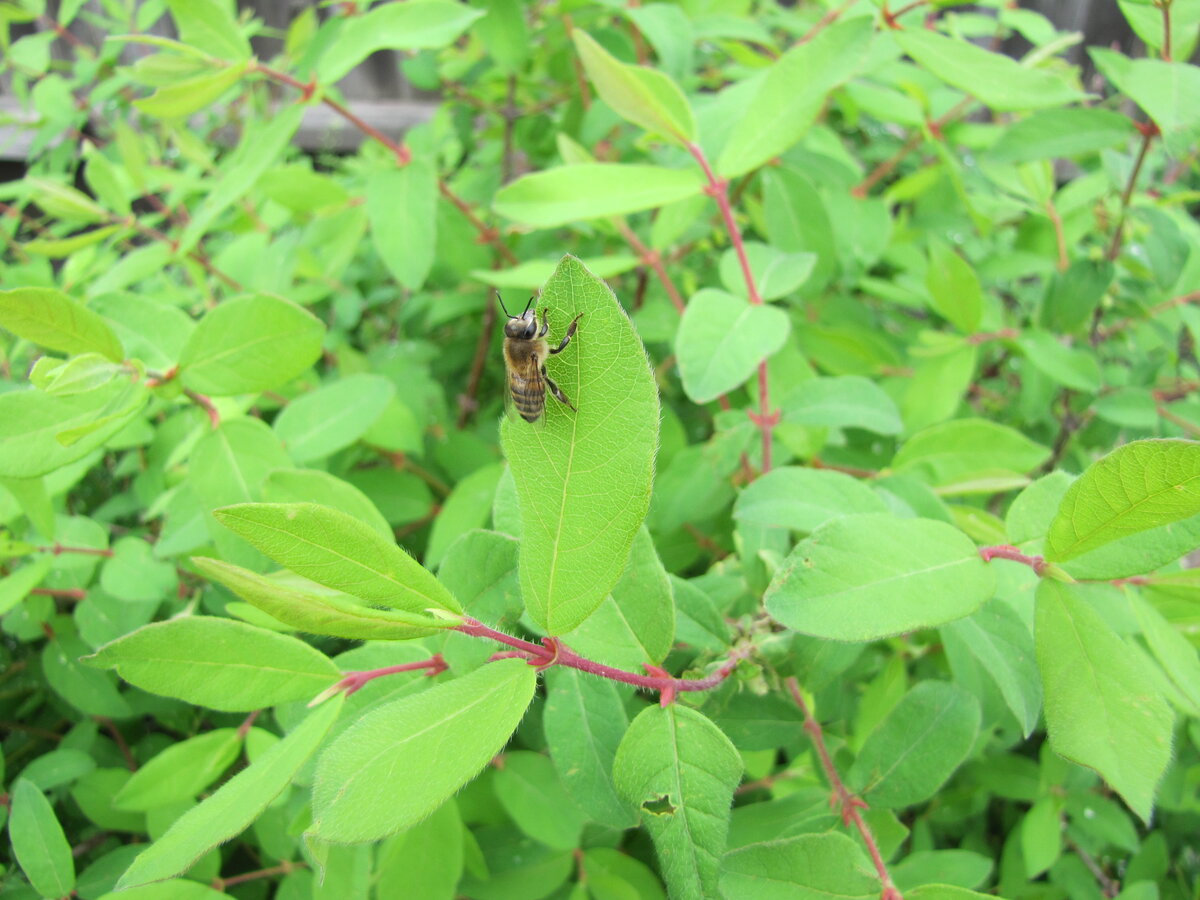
<box><xmin>177</xmin><ymin>107</ymin><xmax>304</xmax><ymax>254</ymax></box>
<box><xmin>926</xmin><ymin>241</ymin><xmax>983</xmax><ymax>333</ymax></box>
<box><xmin>472</xmin><ymin>255</ymin><xmax>641</xmax><ymax>290</ymax></box>
<box><xmin>100</xmin><ymin>536</ymin><xmax>178</xmax><ymax>602</ymax></box>
<box><xmin>0</xmin><ymin>556</ymin><xmax>52</xmax><ymax>617</ymax></box>
<box><xmin>213</xmin><ymin>502</ymin><xmax>461</xmax><ymax>616</ymax></box>
<box><xmin>1020</xmin><ymin>797</ymin><xmax>1062</xmax><ymax>878</ymax></box>
<box><xmin>718</xmin><ymin>244</ymin><xmax>816</xmax><ymax>301</ymax></box>
<box><xmin>494</xmin><ymin>164</ymin><xmax>703</xmax><ymax>227</ymax></box>
<box><xmin>118</xmin><ymin>699</ymin><xmax>342</xmax><ymax>888</ymax></box>
<box><xmin>165</xmin><ymin>0</ymin><xmax>250</xmax><ymax>60</ymax></box>
<box><xmin>1097</xmin><ymin>56</ymin><xmax>1200</xmax><ymax>157</ymax></box>
<box><xmin>8</xmin><ymin>779</ymin><xmax>75</xmax><ymax>899</ymax></box>
<box><xmin>178</xmin><ymin>295</ymin><xmax>324</xmax><ymax>396</ymax></box>
<box><xmin>1046</xmin><ymin>440</ymin><xmax>1200</xmax><ymax>562</ymax></box>
<box><xmin>274</xmin><ymin>374</ymin><xmax>394</xmax><ymax>463</ymax></box>
<box><xmin>114</xmin><ymin>729</ymin><xmax>242</xmax><ymax>811</ymax></box>
<box><xmin>720</xmin><ymin>832</ymin><xmax>878</xmax><ymax>900</ymax></box>
<box><xmin>367</xmin><ymin>160</ymin><xmax>438</xmax><ymax>291</ymax></box>
<box><xmin>986</xmin><ymin>108</ymin><xmax>1135</xmax><ymax>162</ymax></box>
<box><xmin>613</xmin><ymin>704</ymin><xmax>742</xmax><ymax>900</ymax></box>
<box><xmin>1038</xmin><ymin>259</ymin><xmax>1113</xmax><ymax>334</ymax></box>
<box><xmin>310</xmin><ymin>658</ymin><xmax>537</xmax><ymax>843</ymax></box>
<box><xmin>25</xmin><ymin>177</ymin><xmax>108</xmax><ymax>223</ymax></box>
<box><xmin>89</xmin><ymin>293</ymin><xmax>195</xmax><ymax>371</ymax></box>
<box><xmin>264</xmin><ymin>468</ymin><xmax>392</xmax><ymax>540</ymax></box>
<box><xmin>941</xmin><ymin>599</ymin><xmax>1041</xmax><ymax>736</ymax></box>
<box><xmin>195</xmin><ymin>557</ymin><xmax>445</xmax><ymax>639</ymax></box>
<box><xmin>0</xmin><ymin>380</ymin><xmax>149</xmax><ymax>478</ymax></box>
<box><xmin>426</xmin><ymin>462</ymin><xmax>505</xmax><ymax>570</ymax></box>
<box><xmin>493</xmin><ymin>751</ymin><xmax>588</xmax><ymax>850</ymax></box>
<box><xmin>734</xmin><ymin>466</ymin><xmax>888</xmax><ymax>533</ymax></box>
<box><xmin>781</xmin><ymin>376</ymin><xmax>903</xmax><ymax>435</ymax></box>
<box><xmin>22</xmin><ymin>223</ymin><xmax>126</xmax><ymax>258</ymax></box>
<box><xmin>1035</xmin><ymin>581</ymin><xmax>1174</xmax><ymax>822</ymax></box>
<box><xmin>500</xmin><ymin>257</ymin><xmax>659</xmax><ymax>635</ymax></box>
<box><xmin>1134</xmin><ymin>596</ymin><xmax>1200</xmax><ymax>714</ymax></box>
<box><xmin>765</xmin><ymin>514</ymin><xmax>996</xmax><ymax>641</ymax></box>
<box><xmin>894</xmin><ymin>28</ymin><xmax>1084</xmax><ymax>111</ymax></box>
<box><xmin>134</xmin><ymin>62</ymin><xmax>247</xmax><ymax>117</ymax></box>
<box><xmin>1017</xmin><ymin>332</ymin><xmax>1102</xmax><ymax>393</ymax></box>
<box><xmin>848</xmin><ymin>681</ymin><xmax>981</xmax><ymax>808</ymax></box>
<box><xmin>87</xmin><ymin>616</ymin><xmax>339</xmax><ymax>711</ymax></box>
<box><xmin>317</xmin><ymin>0</ymin><xmax>486</xmax><ymax>84</ymax></box>
<box><xmin>0</xmin><ymin>287</ymin><xmax>124</xmax><ymax>361</ymax></box>
<box><xmin>675</xmin><ymin>289</ymin><xmax>791</xmax><ymax>404</ymax></box>
<box><xmin>543</xmin><ymin>669</ymin><xmax>635</xmax><ymax>829</ymax></box>
<box><xmin>436</xmin><ymin>529</ymin><xmax>521</xmax><ymax>624</ymax></box>
<box><xmin>572</xmin><ymin>30</ymin><xmax>695</xmax><ymax>143</ymax></box>
<box><xmin>376</xmin><ymin>801</ymin><xmax>464</xmax><ymax>900</ymax></box>
<box><xmin>561</xmin><ymin>525</ymin><xmax>675</xmax><ymax>670</ymax></box>
<box><xmin>717</xmin><ymin>18</ymin><xmax>873</xmax><ymax>177</ymax></box>
<box><xmin>892</xmin><ymin>419</ymin><xmax>1051</xmax><ymax>493</ymax></box>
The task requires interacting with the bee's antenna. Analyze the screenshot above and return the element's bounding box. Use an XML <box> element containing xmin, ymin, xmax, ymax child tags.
<box><xmin>497</xmin><ymin>291</ymin><xmax>515</xmax><ymax>319</ymax></box>
<box><xmin>522</xmin><ymin>296</ymin><xmax>534</xmax><ymax>316</ymax></box>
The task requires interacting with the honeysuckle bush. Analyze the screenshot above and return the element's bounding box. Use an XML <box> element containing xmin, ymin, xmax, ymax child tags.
<box><xmin>1</xmin><ymin>0</ymin><xmax>1200</xmax><ymax>897</ymax></box>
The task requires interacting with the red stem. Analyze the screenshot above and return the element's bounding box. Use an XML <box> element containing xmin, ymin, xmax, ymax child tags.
<box><xmin>685</xmin><ymin>142</ymin><xmax>777</xmax><ymax>473</ymax></box>
<box><xmin>311</xmin><ymin>655</ymin><xmax>448</xmax><ymax>704</ymax></box>
<box><xmin>456</xmin><ymin>618</ymin><xmax>746</xmax><ymax>703</ymax></box>
<box><xmin>786</xmin><ymin>678</ymin><xmax>903</xmax><ymax>900</ymax></box>
<box><xmin>36</xmin><ymin>543</ymin><xmax>113</xmax><ymax>557</ymax></box>
<box><xmin>978</xmin><ymin>544</ymin><xmax>1047</xmax><ymax>575</ymax></box>
<box><xmin>183</xmin><ymin>388</ymin><xmax>221</xmax><ymax>428</ymax></box>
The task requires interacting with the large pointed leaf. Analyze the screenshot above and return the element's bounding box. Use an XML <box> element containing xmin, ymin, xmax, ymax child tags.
<box><xmin>1035</xmin><ymin>581</ymin><xmax>1173</xmax><ymax>822</ymax></box>
<box><xmin>310</xmin><ymin>659</ymin><xmax>536</xmax><ymax>843</ymax></box>
<box><xmin>895</xmin><ymin>28</ymin><xmax>1084</xmax><ymax>111</ymax></box>
<box><xmin>87</xmin><ymin>616</ymin><xmax>339</xmax><ymax>711</ymax></box>
<box><xmin>194</xmin><ymin>557</ymin><xmax>447</xmax><ymax>640</ymax></box>
<box><xmin>500</xmin><ymin>256</ymin><xmax>659</xmax><ymax>635</ymax></box>
<box><xmin>1046</xmin><ymin>439</ymin><xmax>1200</xmax><ymax>562</ymax></box>
<box><xmin>0</xmin><ymin>287</ymin><xmax>123</xmax><ymax>360</ymax></box>
<box><xmin>178</xmin><ymin>295</ymin><xmax>324</xmax><ymax>396</ymax></box>
<box><xmin>613</xmin><ymin>705</ymin><xmax>742</xmax><ymax>899</ymax></box>
<box><xmin>717</xmin><ymin>18</ymin><xmax>873</xmax><ymax>177</ymax></box>
<box><xmin>494</xmin><ymin>165</ymin><xmax>703</xmax><ymax>227</ymax></box>
<box><xmin>572</xmin><ymin>30</ymin><xmax>695</xmax><ymax>143</ymax></box>
<box><xmin>213</xmin><ymin>502</ymin><xmax>461</xmax><ymax>616</ymax></box>
<box><xmin>765</xmin><ymin>514</ymin><xmax>995</xmax><ymax>642</ymax></box>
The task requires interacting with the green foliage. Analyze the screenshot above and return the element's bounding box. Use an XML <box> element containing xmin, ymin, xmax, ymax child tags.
<box><xmin>2</xmin><ymin>1</ymin><xmax>1200</xmax><ymax>897</ymax></box>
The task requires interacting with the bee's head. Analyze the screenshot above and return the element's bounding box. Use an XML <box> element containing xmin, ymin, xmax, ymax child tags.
<box><xmin>499</xmin><ymin>294</ymin><xmax>538</xmax><ymax>339</ymax></box>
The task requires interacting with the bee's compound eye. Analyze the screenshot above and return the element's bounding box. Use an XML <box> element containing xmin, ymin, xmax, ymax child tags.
<box><xmin>525</xmin><ymin>322</ymin><xmax>537</xmax><ymax>339</ymax></box>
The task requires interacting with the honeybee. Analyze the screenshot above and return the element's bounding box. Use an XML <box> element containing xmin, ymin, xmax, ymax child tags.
<box><xmin>500</xmin><ymin>294</ymin><xmax>582</xmax><ymax>422</ymax></box>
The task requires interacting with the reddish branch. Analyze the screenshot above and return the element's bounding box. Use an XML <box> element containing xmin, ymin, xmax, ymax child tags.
<box><xmin>35</xmin><ymin>543</ymin><xmax>113</xmax><ymax>557</ymax></box>
<box><xmin>456</xmin><ymin>617</ymin><xmax>747</xmax><ymax>706</ymax></box>
<box><xmin>1099</xmin><ymin>290</ymin><xmax>1200</xmax><ymax>339</ymax></box>
<box><xmin>311</xmin><ymin>655</ymin><xmax>448</xmax><ymax>705</ymax></box>
<box><xmin>852</xmin><ymin>97</ymin><xmax>973</xmax><ymax>198</ymax></box>
<box><xmin>1106</xmin><ymin>122</ymin><xmax>1158</xmax><ymax>263</ymax></box>
<box><xmin>685</xmin><ymin>142</ymin><xmax>778</xmax><ymax>473</ymax></box>
<box><xmin>251</xmin><ymin>62</ymin><xmax>518</xmax><ymax>266</ymax></box>
<box><xmin>978</xmin><ymin>544</ymin><xmax>1048</xmax><ymax>575</ymax></box>
<box><xmin>785</xmin><ymin>678</ymin><xmax>902</xmax><ymax>900</ymax></box>
<box><xmin>213</xmin><ymin>861</ymin><xmax>307</xmax><ymax>891</ymax></box>
<box><xmin>798</xmin><ymin>0</ymin><xmax>860</xmax><ymax>45</ymax></box>
<box><xmin>614</xmin><ymin>220</ymin><xmax>687</xmax><ymax>314</ymax></box>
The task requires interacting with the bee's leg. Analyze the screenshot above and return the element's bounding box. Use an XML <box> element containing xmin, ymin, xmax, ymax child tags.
<box><xmin>537</xmin><ymin>308</ymin><xmax>549</xmax><ymax>338</ymax></box>
<box><xmin>548</xmin><ymin>313</ymin><xmax>583</xmax><ymax>355</ymax></box>
<box><xmin>543</xmin><ymin>367</ymin><xmax>576</xmax><ymax>412</ymax></box>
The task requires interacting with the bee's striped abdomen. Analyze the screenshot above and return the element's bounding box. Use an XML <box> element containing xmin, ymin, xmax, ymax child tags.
<box><xmin>510</xmin><ymin>369</ymin><xmax>545</xmax><ymax>421</ymax></box>
<box><xmin>505</xmin><ymin>340</ymin><xmax>547</xmax><ymax>422</ymax></box>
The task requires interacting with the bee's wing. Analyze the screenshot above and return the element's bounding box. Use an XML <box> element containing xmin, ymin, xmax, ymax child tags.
<box><xmin>506</xmin><ymin>350</ymin><xmax>547</xmax><ymax>423</ymax></box>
